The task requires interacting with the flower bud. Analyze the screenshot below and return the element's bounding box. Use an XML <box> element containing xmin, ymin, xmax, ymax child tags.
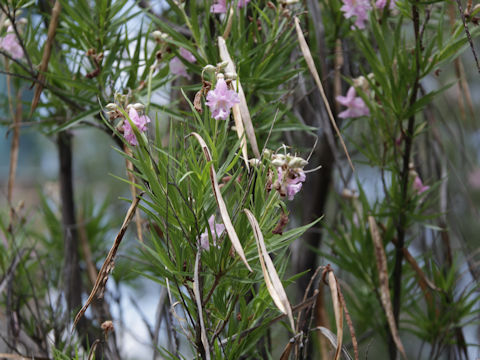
<box><xmin>114</xmin><ymin>93</ymin><xmax>127</xmax><ymax>104</ymax></box>
<box><xmin>271</xmin><ymin>154</ymin><xmax>286</xmax><ymax>167</ymax></box>
<box><xmin>151</xmin><ymin>30</ymin><xmax>168</xmax><ymax>42</ymax></box>
<box><xmin>216</xmin><ymin>73</ymin><xmax>225</xmax><ymax>81</ymax></box>
<box><xmin>267</xmin><ymin>1</ymin><xmax>276</xmax><ymax>9</ymax></box>
<box><xmin>353</xmin><ymin>76</ymin><xmax>367</xmax><ymax>89</ymax></box>
<box><xmin>101</xmin><ymin>320</ymin><xmax>114</xmax><ymax>339</ymax></box>
<box><xmin>271</xmin><ymin>159</ymin><xmax>284</xmax><ymax>167</ymax></box>
<box><xmin>216</xmin><ymin>60</ymin><xmax>229</xmax><ymax>69</ymax></box>
<box><xmin>341</xmin><ymin>188</ymin><xmax>358</xmax><ymax>200</ymax></box>
<box><xmin>288</xmin><ymin>156</ymin><xmax>308</xmax><ymax>168</ymax></box>
<box><xmin>105</xmin><ymin>103</ymin><xmax>117</xmax><ymax>111</ymax></box>
<box><xmin>263</xmin><ymin>149</ymin><xmax>272</xmax><ymax>159</ymax></box>
<box><xmin>249</xmin><ymin>158</ymin><xmax>262</xmax><ymax>167</ymax></box>
<box><xmin>133</xmin><ymin>103</ymin><xmax>145</xmax><ymax>111</ymax></box>
<box><xmin>203</xmin><ymin>64</ymin><xmax>216</xmax><ymax>73</ymax></box>
<box><xmin>225</xmin><ymin>72</ymin><xmax>237</xmax><ymax>80</ymax></box>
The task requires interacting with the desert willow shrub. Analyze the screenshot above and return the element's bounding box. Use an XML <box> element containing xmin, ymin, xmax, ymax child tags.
<box><xmin>1</xmin><ymin>0</ymin><xmax>479</xmax><ymax>358</ymax></box>
<box><xmin>310</xmin><ymin>0</ymin><xmax>480</xmax><ymax>358</ymax></box>
<box><xmin>105</xmin><ymin>98</ymin><xmax>315</xmax><ymax>358</ymax></box>
<box><xmin>0</xmin><ymin>0</ymin><xmax>316</xmax><ymax>358</ymax></box>
<box><xmin>0</xmin><ymin>0</ymin><xmax>167</xmax><ymax>356</ymax></box>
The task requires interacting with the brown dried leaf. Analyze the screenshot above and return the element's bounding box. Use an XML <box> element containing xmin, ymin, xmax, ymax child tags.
<box><xmin>87</xmin><ymin>339</ymin><xmax>100</xmax><ymax>360</ymax></box>
<box><xmin>337</xmin><ymin>281</ymin><xmax>359</xmax><ymax>360</ymax></box>
<box><xmin>293</xmin><ymin>17</ymin><xmax>354</xmax><ymax>172</ymax></box>
<box><xmin>31</xmin><ymin>0</ymin><xmax>61</xmax><ymax>114</ymax></box>
<box><xmin>78</xmin><ymin>213</ymin><xmax>98</xmax><ymax>286</ymax></box>
<box><xmin>244</xmin><ymin>209</ymin><xmax>294</xmax><ymax>329</ymax></box>
<box><xmin>231</xmin><ymin>104</ymin><xmax>249</xmax><ymax>171</ymax></box>
<box><xmin>279</xmin><ymin>340</ymin><xmax>293</xmax><ymax>360</ymax></box>
<box><xmin>313</xmin><ymin>326</ymin><xmax>354</xmax><ymax>360</ymax></box>
<box><xmin>315</xmin><ymin>281</ymin><xmax>331</xmax><ymax>360</ymax></box>
<box><xmin>402</xmin><ymin>246</ymin><xmax>441</xmax><ymax>293</ymax></box>
<box><xmin>222</xmin><ymin>7</ymin><xmax>234</xmax><ymax>39</ymax></box>
<box><xmin>189</xmin><ymin>132</ymin><xmax>252</xmax><ymax>271</ymax></box>
<box><xmin>193</xmin><ymin>250</ymin><xmax>211</xmax><ymax>360</ymax></box>
<box><xmin>73</xmin><ymin>194</ymin><xmax>143</xmax><ymax>329</ymax></box>
<box><xmin>194</xmin><ymin>90</ymin><xmax>203</xmax><ymax>113</ymax></box>
<box><xmin>368</xmin><ymin>216</ymin><xmax>407</xmax><ymax>360</ymax></box>
<box><xmin>327</xmin><ymin>271</ymin><xmax>343</xmax><ymax>360</ymax></box>
<box><xmin>218</xmin><ymin>37</ymin><xmax>260</xmax><ymax>159</ymax></box>
<box><xmin>7</xmin><ymin>91</ymin><xmax>22</xmax><ymax>214</ymax></box>
<box><xmin>0</xmin><ymin>354</ymin><xmax>38</xmax><ymax>360</ymax></box>
<box><xmin>124</xmin><ymin>145</ymin><xmax>143</xmax><ymax>243</ymax></box>
<box><xmin>272</xmin><ymin>210</ymin><xmax>289</xmax><ymax>235</ymax></box>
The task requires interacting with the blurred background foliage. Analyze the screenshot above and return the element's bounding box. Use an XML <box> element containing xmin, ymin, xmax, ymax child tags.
<box><xmin>0</xmin><ymin>0</ymin><xmax>479</xmax><ymax>358</ymax></box>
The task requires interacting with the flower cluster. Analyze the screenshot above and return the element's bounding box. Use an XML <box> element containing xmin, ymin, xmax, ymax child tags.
<box><xmin>123</xmin><ymin>106</ymin><xmax>151</xmax><ymax>146</ymax></box>
<box><xmin>340</xmin><ymin>0</ymin><xmax>371</xmax><ymax>29</ymax></box>
<box><xmin>265</xmin><ymin>150</ymin><xmax>308</xmax><ymax>200</ymax></box>
<box><xmin>205</xmin><ymin>73</ymin><xmax>240</xmax><ymax>120</ymax></box>
<box><xmin>468</xmin><ymin>168</ymin><xmax>480</xmax><ymax>189</ymax></box>
<box><xmin>336</xmin><ymin>86</ymin><xmax>370</xmax><ymax>119</ymax></box>
<box><xmin>199</xmin><ymin>216</ymin><xmax>225</xmax><ymax>250</ymax></box>
<box><xmin>211</xmin><ymin>0</ymin><xmax>250</xmax><ymax>14</ymax></box>
<box><xmin>106</xmin><ymin>102</ymin><xmax>151</xmax><ymax>146</ymax></box>
<box><xmin>340</xmin><ymin>0</ymin><xmax>396</xmax><ymax>29</ymax></box>
<box><xmin>375</xmin><ymin>0</ymin><xmax>397</xmax><ymax>10</ymax></box>
<box><xmin>412</xmin><ymin>174</ymin><xmax>429</xmax><ymax>195</ymax></box>
<box><xmin>170</xmin><ymin>47</ymin><xmax>197</xmax><ymax>79</ymax></box>
<box><xmin>0</xmin><ymin>26</ymin><xmax>24</xmax><ymax>59</ymax></box>
<box><xmin>408</xmin><ymin>166</ymin><xmax>429</xmax><ymax>195</ymax></box>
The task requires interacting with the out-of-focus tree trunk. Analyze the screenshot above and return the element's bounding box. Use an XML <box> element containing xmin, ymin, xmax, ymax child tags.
<box><xmin>57</xmin><ymin>131</ymin><xmax>82</xmax><ymax>317</ymax></box>
<box><xmin>291</xmin><ymin>20</ymin><xmax>339</xmax><ymax>301</ymax></box>
<box><xmin>290</xmin><ymin>12</ymin><xmax>342</xmax><ymax>357</ymax></box>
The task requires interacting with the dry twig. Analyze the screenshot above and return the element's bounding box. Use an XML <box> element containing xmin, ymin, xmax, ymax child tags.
<box><xmin>73</xmin><ymin>194</ymin><xmax>143</xmax><ymax>329</ymax></box>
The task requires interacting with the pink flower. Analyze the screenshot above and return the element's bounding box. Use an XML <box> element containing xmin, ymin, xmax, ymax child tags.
<box><xmin>395</xmin><ymin>135</ymin><xmax>403</xmax><ymax>147</ymax></box>
<box><xmin>340</xmin><ymin>0</ymin><xmax>372</xmax><ymax>29</ymax></box>
<box><xmin>180</xmin><ymin>48</ymin><xmax>196</xmax><ymax>63</ymax></box>
<box><xmin>277</xmin><ymin>167</ymin><xmax>306</xmax><ymax>200</ymax></box>
<box><xmin>206</xmin><ymin>76</ymin><xmax>240</xmax><ymax>120</ymax></box>
<box><xmin>211</xmin><ymin>0</ymin><xmax>227</xmax><ymax>13</ymax></box>
<box><xmin>199</xmin><ymin>216</ymin><xmax>225</xmax><ymax>250</ymax></box>
<box><xmin>413</xmin><ymin>175</ymin><xmax>429</xmax><ymax>195</ymax></box>
<box><xmin>375</xmin><ymin>0</ymin><xmax>396</xmax><ymax>10</ymax></box>
<box><xmin>122</xmin><ymin>107</ymin><xmax>151</xmax><ymax>146</ymax></box>
<box><xmin>286</xmin><ymin>170</ymin><xmax>306</xmax><ymax>200</ymax></box>
<box><xmin>468</xmin><ymin>168</ymin><xmax>480</xmax><ymax>189</ymax></box>
<box><xmin>169</xmin><ymin>57</ymin><xmax>190</xmax><ymax>79</ymax></box>
<box><xmin>210</xmin><ymin>0</ymin><xmax>249</xmax><ymax>13</ymax></box>
<box><xmin>0</xmin><ymin>26</ymin><xmax>23</xmax><ymax>59</ymax></box>
<box><xmin>237</xmin><ymin>0</ymin><xmax>250</xmax><ymax>8</ymax></box>
<box><xmin>336</xmin><ymin>86</ymin><xmax>370</xmax><ymax>118</ymax></box>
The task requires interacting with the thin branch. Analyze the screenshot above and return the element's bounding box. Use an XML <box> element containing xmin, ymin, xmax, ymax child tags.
<box><xmin>454</xmin><ymin>0</ymin><xmax>480</xmax><ymax>73</ymax></box>
<box><xmin>220</xmin><ymin>291</ymin><xmax>319</xmax><ymax>346</ymax></box>
<box><xmin>390</xmin><ymin>2</ymin><xmax>422</xmax><ymax>359</ymax></box>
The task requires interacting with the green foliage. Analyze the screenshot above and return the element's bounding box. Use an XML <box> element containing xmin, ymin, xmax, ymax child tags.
<box><xmin>1</xmin><ymin>0</ymin><xmax>479</xmax><ymax>358</ymax></box>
